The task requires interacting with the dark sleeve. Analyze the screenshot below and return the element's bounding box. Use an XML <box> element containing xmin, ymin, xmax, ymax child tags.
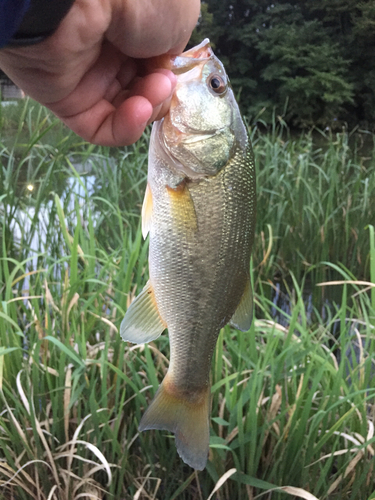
<box><xmin>0</xmin><ymin>0</ymin><xmax>75</xmax><ymax>48</ymax></box>
<box><xmin>0</xmin><ymin>0</ymin><xmax>31</xmax><ymax>48</ymax></box>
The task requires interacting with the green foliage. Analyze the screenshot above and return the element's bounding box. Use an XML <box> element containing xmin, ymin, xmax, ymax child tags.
<box><xmin>193</xmin><ymin>0</ymin><xmax>375</xmax><ymax>127</ymax></box>
<box><xmin>253</xmin><ymin>119</ymin><xmax>375</xmax><ymax>284</ymax></box>
<box><xmin>190</xmin><ymin>2</ymin><xmax>215</xmax><ymax>47</ymax></box>
<box><xmin>257</xmin><ymin>13</ymin><xmax>353</xmax><ymax>126</ymax></box>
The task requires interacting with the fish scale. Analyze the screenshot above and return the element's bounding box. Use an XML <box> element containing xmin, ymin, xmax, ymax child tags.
<box><xmin>120</xmin><ymin>39</ymin><xmax>256</xmax><ymax>470</ymax></box>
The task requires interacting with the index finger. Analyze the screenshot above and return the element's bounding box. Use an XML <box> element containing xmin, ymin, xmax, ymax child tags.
<box><xmin>58</xmin><ymin>71</ymin><xmax>174</xmax><ymax>146</ymax></box>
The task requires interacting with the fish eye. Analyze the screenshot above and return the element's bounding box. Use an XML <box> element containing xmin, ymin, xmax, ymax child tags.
<box><xmin>207</xmin><ymin>74</ymin><xmax>226</xmax><ymax>95</ymax></box>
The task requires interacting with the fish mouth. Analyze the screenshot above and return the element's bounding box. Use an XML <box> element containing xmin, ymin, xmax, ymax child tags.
<box><xmin>171</xmin><ymin>39</ymin><xmax>213</xmax><ymax>75</ymax></box>
<box><xmin>179</xmin><ymin>128</ymin><xmax>226</xmax><ymax>144</ymax></box>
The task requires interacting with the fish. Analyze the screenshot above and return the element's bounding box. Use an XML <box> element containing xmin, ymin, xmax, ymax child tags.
<box><xmin>120</xmin><ymin>39</ymin><xmax>256</xmax><ymax>470</ymax></box>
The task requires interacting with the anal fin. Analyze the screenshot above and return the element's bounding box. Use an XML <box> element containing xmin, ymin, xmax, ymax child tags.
<box><xmin>120</xmin><ymin>281</ymin><xmax>166</xmax><ymax>344</ymax></box>
<box><xmin>230</xmin><ymin>278</ymin><xmax>253</xmax><ymax>331</ymax></box>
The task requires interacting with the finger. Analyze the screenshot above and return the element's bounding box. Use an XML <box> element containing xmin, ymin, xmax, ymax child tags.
<box><xmin>117</xmin><ymin>58</ymin><xmax>138</xmax><ymax>87</ymax></box>
<box><xmin>151</xmin><ymin>97</ymin><xmax>173</xmax><ymax>123</ymax></box>
<box><xmin>110</xmin><ymin>70</ymin><xmax>175</xmax><ymax>128</ymax></box>
<box><xmin>49</xmin><ymin>41</ymin><xmax>124</xmax><ymax>116</ymax></box>
<box><xmin>105</xmin><ymin>58</ymin><xmax>138</xmax><ymax>103</ymax></box>
<box><xmin>52</xmin><ymin>63</ymin><xmax>176</xmax><ymax>146</ymax></box>
<box><xmin>107</xmin><ymin>0</ymin><xmax>200</xmax><ymax>58</ymax></box>
<box><xmin>61</xmin><ymin>95</ymin><xmax>153</xmax><ymax>146</ymax></box>
<box><xmin>147</xmin><ymin>103</ymin><xmax>163</xmax><ymax>125</ymax></box>
<box><xmin>129</xmin><ymin>71</ymin><xmax>175</xmax><ymax>106</ymax></box>
<box><xmin>103</xmin><ymin>78</ymin><xmax>122</xmax><ymax>103</ymax></box>
<box><xmin>140</xmin><ymin>54</ymin><xmax>173</xmax><ymax>74</ymax></box>
<box><xmin>153</xmin><ymin>68</ymin><xmax>177</xmax><ymax>87</ymax></box>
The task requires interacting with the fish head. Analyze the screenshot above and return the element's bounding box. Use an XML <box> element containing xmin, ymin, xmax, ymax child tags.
<box><xmin>161</xmin><ymin>39</ymin><xmax>245</xmax><ymax>179</ymax></box>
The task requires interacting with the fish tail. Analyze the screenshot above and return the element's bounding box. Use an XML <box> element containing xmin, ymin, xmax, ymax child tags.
<box><xmin>139</xmin><ymin>373</ymin><xmax>210</xmax><ymax>470</ymax></box>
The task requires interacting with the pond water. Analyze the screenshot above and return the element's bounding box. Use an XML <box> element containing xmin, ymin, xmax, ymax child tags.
<box><xmin>9</xmin><ymin>172</ymin><xmax>97</xmax><ymax>292</ymax></box>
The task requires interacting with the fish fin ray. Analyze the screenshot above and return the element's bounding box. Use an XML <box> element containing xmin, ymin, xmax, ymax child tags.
<box><xmin>230</xmin><ymin>278</ymin><xmax>253</xmax><ymax>331</ymax></box>
<box><xmin>141</xmin><ymin>183</ymin><xmax>153</xmax><ymax>239</ymax></box>
<box><xmin>120</xmin><ymin>281</ymin><xmax>166</xmax><ymax>344</ymax></box>
<box><xmin>139</xmin><ymin>375</ymin><xmax>210</xmax><ymax>470</ymax></box>
<box><xmin>167</xmin><ymin>181</ymin><xmax>198</xmax><ymax>233</ymax></box>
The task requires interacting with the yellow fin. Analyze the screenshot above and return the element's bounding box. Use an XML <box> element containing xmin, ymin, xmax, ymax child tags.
<box><xmin>139</xmin><ymin>374</ymin><xmax>210</xmax><ymax>470</ymax></box>
<box><xmin>120</xmin><ymin>281</ymin><xmax>166</xmax><ymax>344</ymax></box>
<box><xmin>141</xmin><ymin>183</ymin><xmax>153</xmax><ymax>239</ymax></box>
<box><xmin>167</xmin><ymin>180</ymin><xmax>197</xmax><ymax>233</ymax></box>
<box><xmin>230</xmin><ymin>278</ymin><xmax>253</xmax><ymax>331</ymax></box>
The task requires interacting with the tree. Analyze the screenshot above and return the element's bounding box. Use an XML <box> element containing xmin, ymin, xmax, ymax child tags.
<box><xmin>192</xmin><ymin>0</ymin><xmax>375</xmax><ymax>127</ymax></box>
<box><xmin>256</xmin><ymin>4</ymin><xmax>354</xmax><ymax>126</ymax></box>
<box><xmin>350</xmin><ymin>1</ymin><xmax>375</xmax><ymax>123</ymax></box>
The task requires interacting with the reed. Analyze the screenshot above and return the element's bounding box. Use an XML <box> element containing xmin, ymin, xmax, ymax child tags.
<box><xmin>252</xmin><ymin>118</ymin><xmax>375</xmax><ymax>286</ymax></box>
<box><xmin>0</xmin><ymin>99</ymin><xmax>374</xmax><ymax>499</ymax></box>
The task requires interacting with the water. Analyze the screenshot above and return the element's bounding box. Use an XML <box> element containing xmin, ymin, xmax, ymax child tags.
<box><xmin>1</xmin><ymin>100</ymin><xmax>19</xmax><ymax>107</ymax></box>
<box><xmin>9</xmin><ymin>173</ymin><xmax>98</xmax><ymax>293</ymax></box>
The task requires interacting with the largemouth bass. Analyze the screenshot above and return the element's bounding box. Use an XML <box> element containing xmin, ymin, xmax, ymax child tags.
<box><xmin>120</xmin><ymin>39</ymin><xmax>256</xmax><ymax>470</ymax></box>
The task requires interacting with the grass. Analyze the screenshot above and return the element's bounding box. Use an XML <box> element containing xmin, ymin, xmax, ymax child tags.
<box><xmin>0</xmin><ymin>98</ymin><xmax>375</xmax><ymax>499</ymax></box>
<box><xmin>252</xmin><ymin>116</ymin><xmax>375</xmax><ymax>285</ymax></box>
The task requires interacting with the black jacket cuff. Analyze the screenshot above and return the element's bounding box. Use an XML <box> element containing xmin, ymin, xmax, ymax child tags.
<box><xmin>6</xmin><ymin>0</ymin><xmax>75</xmax><ymax>47</ymax></box>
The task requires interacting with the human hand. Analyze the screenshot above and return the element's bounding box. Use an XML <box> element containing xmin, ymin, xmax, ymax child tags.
<box><xmin>0</xmin><ymin>0</ymin><xmax>200</xmax><ymax>146</ymax></box>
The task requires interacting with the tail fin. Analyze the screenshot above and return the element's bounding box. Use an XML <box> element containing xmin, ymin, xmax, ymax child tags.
<box><xmin>139</xmin><ymin>375</ymin><xmax>210</xmax><ymax>470</ymax></box>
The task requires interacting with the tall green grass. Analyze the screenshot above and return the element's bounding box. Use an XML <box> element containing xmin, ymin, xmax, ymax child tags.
<box><xmin>0</xmin><ymin>99</ymin><xmax>375</xmax><ymax>499</ymax></box>
<box><xmin>253</xmin><ymin>118</ymin><xmax>375</xmax><ymax>285</ymax></box>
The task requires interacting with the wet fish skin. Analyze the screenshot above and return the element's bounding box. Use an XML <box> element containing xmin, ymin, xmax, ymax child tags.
<box><xmin>120</xmin><ymin>39</ymin><xmax>256</xmax><ymax>470</ymax></box>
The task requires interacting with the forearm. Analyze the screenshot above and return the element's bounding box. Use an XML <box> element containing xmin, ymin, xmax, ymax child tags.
<box><xmin>0</xmin><ymin>0</ymin><xmax>110</xmax><ymax>104</ymax></box>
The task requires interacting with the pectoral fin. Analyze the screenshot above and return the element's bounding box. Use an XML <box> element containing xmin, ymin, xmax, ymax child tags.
<box><xmin>167</xmin><ymin>180</ymin><xmax>197</xmax><ymax>233</ymax></box>
<box><xmin>120</xmin><ymin>281</ymin><xmax>166</xmax><ymax>344</ymax></box>
<box><xmin>230</xmin><ymin>278</ymin><xmax>253</xmax><ymax>331</ymax></box>
<box><xmin>141</xmin><ymin>183</ymin><xmax>153</xmax><ymax>239</ymax></box>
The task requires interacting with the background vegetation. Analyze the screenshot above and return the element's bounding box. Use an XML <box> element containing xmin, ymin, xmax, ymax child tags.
<box><xmin>0</xmin><ymin>99</ymin><xmax>374</xmax><ymax>499</ymax></box>
<box><xmin>191</xmin><ymin>0</ymin><xmax>375</xmax><ymax>128</ymax></box>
